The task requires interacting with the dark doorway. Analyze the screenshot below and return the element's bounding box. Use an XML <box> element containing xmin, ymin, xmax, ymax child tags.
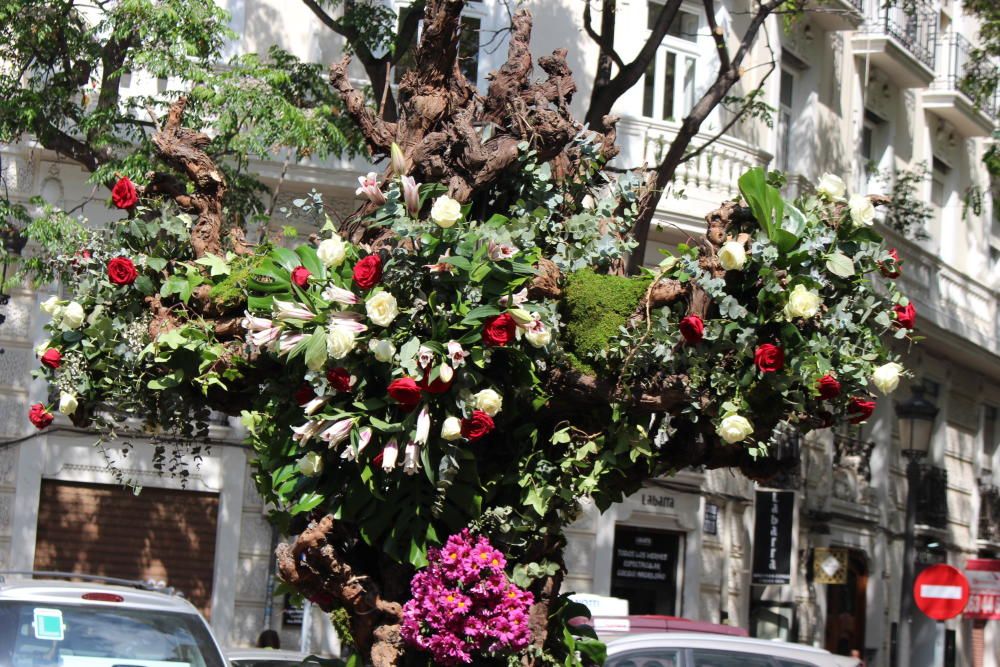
<box><xmin>609</xmin><ymin>525</ymin><xmax>682</xmax><ymax>615</ymax></box>
<box><xmin>824</xmin><ymin>550</ymin><xmax>868</xmax><ymax>658</ymax></box>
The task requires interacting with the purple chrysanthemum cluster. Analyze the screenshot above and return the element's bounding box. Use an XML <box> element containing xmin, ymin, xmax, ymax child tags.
<box><xmin>401</xmin><ymin>530</ymin><xmax>534</xmax><ymax>665</ymax></box>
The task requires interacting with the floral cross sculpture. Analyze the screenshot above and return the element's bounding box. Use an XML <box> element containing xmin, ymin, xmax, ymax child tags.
<box><xmin>25</xmin><ymin>2</ymin><xmax>912</xmax><ymax>665</ymax></box>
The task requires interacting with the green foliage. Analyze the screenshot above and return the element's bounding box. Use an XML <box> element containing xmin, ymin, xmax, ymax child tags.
<box><xmin>562</xmin><ymin>270</ymin><xmax>650</xmax><ymax>373</ymax></box>
<box><xmin>878</xmin><ymin>163</ymin><xmax>931</xmax><ymax>240</ymax></box>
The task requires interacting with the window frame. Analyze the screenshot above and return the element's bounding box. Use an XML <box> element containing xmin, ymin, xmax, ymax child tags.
<box><xmin>776</xmin><ymin>67</ymin><xmax>796</xmax><ymax>172</ymax></box>
<box><xmin>641</xmin><ymin>1</ymin><xmax>704</xmax><ymax>123</ymax></box>
<box><xmin>391</xmin><ymin>1</ymin><xmax>484</xmax><ymax>87</ymax></box>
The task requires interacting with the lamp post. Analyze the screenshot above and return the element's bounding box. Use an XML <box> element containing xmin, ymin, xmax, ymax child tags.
<box><xmin>895</xmin><ymin>386</ymin><xmax>939</xmax><ymax>667</ymax></box>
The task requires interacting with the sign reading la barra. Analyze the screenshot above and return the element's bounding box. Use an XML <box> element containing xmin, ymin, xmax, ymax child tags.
<box><xmin>752</xmin><ymin>490</ymin><xmax>795</xmax><ymax>585</ymax></box>
<box><xmin>964</xmin><ymin>558</ymin><xmax>1000</xmax><ymax>620</ymax></box>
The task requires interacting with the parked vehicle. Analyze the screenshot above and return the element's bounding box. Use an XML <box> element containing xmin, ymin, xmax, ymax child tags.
<box><xmin>593</xmin><ymin>615</ymin><xmax>749</xmax><ymax>640</ymax></box>
<box><xmin>226</xmin><ymin>648</ymin><xmax>310</xmax><ymax>667</ymax></box>
<box><xmin>0</xmin><ymin>571</ymin><xmax>227</xmax><ymax>667</ymax></box>
<box><xmin>604</xmin><ymin>632</ymin><xmax>862</xmax><ymax>667</ymax></box>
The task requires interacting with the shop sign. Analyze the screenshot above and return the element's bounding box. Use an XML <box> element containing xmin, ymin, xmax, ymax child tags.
<box><xmin>814</xmin><ymin>547</ymin><xmax>848</xmax><ymax>585</ymax></box>
<box><xmin>964</xmin><ymin>558</ymin><xmax>1000</xmax><ymax>620</ymax></box>
<box><xmin>751</xmin><ymin>490</ymin><xmax>795</xmax><ymax>585</ymax></box>
<box><xmin>282</xmin><ymin>594</ymin><xmax>305</xmax><ymax>626</ymax></box>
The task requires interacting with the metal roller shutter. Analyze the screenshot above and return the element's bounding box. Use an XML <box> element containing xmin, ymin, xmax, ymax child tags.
<box><xmin>33</xmin><ymin>480</ymin><xmax>219</xmax><ymax>616</ymax></box>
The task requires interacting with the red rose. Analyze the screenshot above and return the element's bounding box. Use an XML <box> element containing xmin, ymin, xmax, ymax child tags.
<box><xmin>482</xmin><ymin>313</ymin><xmax>516</xmax><ymax>347</ymax></box>
<box><xmin>387</xmin><ymin>377</ymin><xmax>422</xmax><ymax>411</ymax></box>
<box><xmin>40</xmin><ymin>348</ymin><xmax>62</xmax><ymax>369</ymax></box>
<box><xmin>419</xmin><ymin>368</ymin><xmax>453</xmax><ymax>394</ymax></box>
<box><xmin>679</xmin><ymin>315</ymin><xmax>704</xmax><ymax>344</ymax></box>
<box><xmin>894</xmin><ymin>302</ymin><xmax>916</xmax><ymax>329</ymax></box>
<box><xmin>107</xmin><ymin>257</ymin><xmax>138</xmax><ymax>285</ymax></box>
<box><xmin>28</xmin><ymin>403</ymin><xmax>54</xmax><ymax>430</ymax></box>
<box><xmin>461</xmin><ymin>410</ymin><xmax>495</xmax><ymax>442</ymax></box>
<box><xmin>111</xmin><ymin>177</ymin><xmax>138</xmax><ymax>209</ymax></box>
<box><xmin>816</xmin><ymin>374</ymin><xmax>841</xmax><ymax>400</ymax></box>
<box><xmin>754</xmin><ymin>343</ymin><xmax>785</xmax><ymax>373</ymax></box>
<box><xmin>326</xmin><ymin>367</ymin><xmax>352</xmax><ymax>393</ymax></box>
<box><xmin>848</xmin><ymin>397</ymin><xmax>876</xmax><ymax>424</ymax></box>
<box><xmin>291</xmin><ymin>265</ymin><xmax>311</xmax><ymax>287</ymax></box>
<box><xmin>880</xmin><ymin>248</ymin><xmax>902</xmax><ymax>278</ymax></box>
<box><xmin>353</xmin><ymin>255</ymin><xmax>383</xmax><ymax>289</ymax></box>
<box><xmin>294</xmin><ymin>384</ymin><xmax>316</xmax><ymax>406</ymax></box>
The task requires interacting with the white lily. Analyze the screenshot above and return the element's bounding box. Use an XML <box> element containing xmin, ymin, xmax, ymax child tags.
<box><xmin>321</xmin><ymin>418</ymin><xmax>355</xmax><ymax>448</ymax></box>
<box><xmin>342</xmin><ymin>427</ymin><xmax>373</xmax><ymax>461</ymax></box>
<box><xmin>272</xmin><ymin>299</ymin><xmax>315</xmax><ymax>322</ymax></box>
<box><xmin>303</xmin><ymin>396</ymin><xmax>328</xmax><ymax>416</ymax></box>
<box><xmin>381</xmin><ymin>440</ymin><xmax>399</xmax><ymax>471</ymax></box>
<box><xmin>403</xmin><ymin>441</ymin><xmax>421</xmax><ymax>475</ymax></box>
<box><xmin>241</xmin><ymin>312</ymin><xmax>273</xmax><ymax>332</ymax></box>
<box><xmin>277</xmin><ymin>332</ymin><xmax>305</xmax><ymax>354</ymax></box>
<box><xmin>329</xmin><ymin>312</ymin><xmax>369</xmax><ymax>333</ymax></box>
<box><xmin>249</xmin><ymin>326</ymin><xmax>281</xmax><ymax>349</ymax></box>
<box><xmin>322</xmin><ymin>284</ymin><xmax>359</xmax><ymax>305</ymax></box>
<box><xmin>415</xmin><ymin>406</ymin><xmax>431</xmax><ymax>445</ymax></box>
<box><xmin>292</xmin><ymin>419</ymin><xmax>329</xmax><ymax>447</ymax></box>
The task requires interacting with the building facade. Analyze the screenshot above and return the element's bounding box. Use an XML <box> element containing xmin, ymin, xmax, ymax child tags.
<box><xmin>1</xmin><ymin>0</ymin><xmax>997</xmax><ymax>663</ymax></box>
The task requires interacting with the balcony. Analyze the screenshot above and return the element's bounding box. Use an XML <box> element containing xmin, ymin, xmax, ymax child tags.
<box><xmin>805</xmin><ymin>0</ymin><xmax>863</xmax><ymax>32</ymax></box>
<box><xmin>852</xmin><ymin>0</ymin><xmax>936</xmax><ymax>88</ymax></box>
<box><xmin>922</xmin><ymin>33</ymin><xmax>998</xmax><ymax>137</ymax></box>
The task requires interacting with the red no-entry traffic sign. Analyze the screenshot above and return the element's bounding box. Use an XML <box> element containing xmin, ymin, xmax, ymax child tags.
<box><xmin>914</xmin><ymin>564</ymin><xmax>970</xmax><ymax>620</ymax></box>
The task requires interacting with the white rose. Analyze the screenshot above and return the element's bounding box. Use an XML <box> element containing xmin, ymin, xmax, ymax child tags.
<box><xmin>872</xmin><ymin>362</ymin><xmax>903</xmax><ymax>394</ymax></box>
<box><xmin>40</xmin><ymin>296</ymin><xmax>63</xmax><ymax>315</ymax></box>
<box><xmin>525</xmin><ymin>325</ymin><xmax>551</xmax><ymax>348</ymax></box>
<box><xmin>365</xmin><ymin>291</ymin><xmax>398</xmax><ymax>327</ymax></box>
<box><xmin>718</xmin><ymin>414</ymin><xmax>754</xmax><ymax>444</ymax></box>
<box><xmin>783</xmin><ymin>284</ymin><xmax>823</xmax><ymax>319</ymax></box>
<box><xmin>369</xmin><ymin>338</ymin><xmax>396</xmax><ymax>363</ymax></box>
<box><xmin>297</xmin><ymin>451</ymin><xmax>324</xmax><ymax>477</ymax></box>
<box><xmin>430</xmin><ymin>195</ymin><xmax>462</xmax><ymax>228</ymax></box>
<box><xmin>58</xmin><ymin>392</ymin><xmax>78</xmax><ymax>416</ymax></box>
<box><xmin>848</xmin><ymin>194</ymin><xmax>875</xmax><ymax>226</ymax></box>
<box><xmin>816</xmin><ymin>173</ymin><xmax>847</xmax><ymax>201</ymax></box>
<box><xmin>62</xmin><ymin>302</ymin><xmax>86</xmax><ymax>329</ymax></box>
<box><xmin>35</xmin><ymin>340</ymin><xmax>52</xmax><ymax>357</ymax></box>
<box><xmin>472</xmin><ymin>388</ymin><xmax>503</xmax><ymax>417</ymax></box>
<box><xmin>441</xmin><ymin>416</ymin><xmax>462</xmax><ymax>441</ymax></box>
<box><xmin>326</xmin><ymin>326</ymin><xmax>356</xmax><ymax>360</ymax></box>
<box><xmin>718</xmin><ymin>241</ymin><xmax>747</xmax><ymax>271</ymax></box>
<box><xmin>317</xmin><ymin>237</ymin><xmax>346</xmax><ymax>267</ymax></box>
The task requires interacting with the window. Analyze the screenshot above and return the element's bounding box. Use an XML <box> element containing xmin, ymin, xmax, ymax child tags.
<box><xmin>985</xmin><ymin>405</ymin><xmax>998</xmax><ymax>462</ymax></box>
<box><xmin>606</xmin><ymin>649</ymin><xmax>681</xmax><ymax>667</ymax></box>
<box><xmin>641</xmin><ymin>3</ymin><xmax>700</xmax><ymax>122</ymax></box>
<box><xmin>860</xmin><ymin>110</ymin><xmax>885</xmax><ymax>175</ymax></box>
<box><xmin>931</xmin><ymin>157</ymin><xmax>950</xmax><ymax>228</ymax></box>
<box><xmin>690</xmin><ymin>649</ymin><xmax>776</xmax><ymax>667</ymax></box>
<box><xmin>776</xmin><ymin>68</ymin><xmax>794</xmax><ymax>171</ymax></box>
<box><xmin>609</xmin><ymin>525</ymin><xmax>681</xmax><ymax>615</ymax></box>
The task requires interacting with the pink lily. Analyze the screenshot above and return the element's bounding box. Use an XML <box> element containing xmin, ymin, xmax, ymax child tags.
<box><xmin>356</xmin><ymin>172</ymin><xmax>387</xmax><ymax>206</ymax></box>
<box><xmin>488</xmin><ymin>240</ymin><xmax>518</xmax><ymax>261</ymax></box>
<box><xmin>277</xmin><ymin>332</ymin><xmax>305</xmax><ymax>354</ymax></box>
<box><xmin>403</xmin><ymin>441</ymin><xmax>420</xmax><ymax>475</ymax></box>
<box><xmin>292</xmin><ymin>419</ymin><xmax>329</xmax><ymax>447</ymax></box>
<box><xmin>401</xmin><ymin>175</ymin><xmax>420</xmax><ymax>217</ymax></box>
<box><xmin>322</xmin><ymin>285</ymin><xmax>359</xmax><ymax>305</ymax></box>
<box><xmin>329</xmin><ymin>312</ymin><xmax>369</xmax><ymax>333</ymax></box>
<box><xmin>381</xmin><ymin>440</ymin><xmax>399</xmax><ymax>472</ymax></box>
<box><xmin>341</xmin><ymin>427</ymin><xmax>373</xmax><ymax>461</ymax></box>
<box><xmin>321</xmin><ymin>418</ymin><xmax>355</xmax><ymax>448</ymax></box>
<box><xmin>249</xmin><ymin>326</ymin><xmax>281</xmax><ymax>349</ymax></box>
<box><xmin>499</xmin><ymin>288</ymin><xmax>528</xmax><ymax>308</ymax></box>
<box><xmin>447</xmin><ymin>340</ymin><xmax>469</xmax><ymax>367</ymax></box>
<box><xmin>414</xmin><ymin>406</ymin><xmax>431</xmax><ymax>446</ymax></box>
<box><xmin>272</xmin><ymin>299</ymin><xmax>315</xmax><ymax>322</ymax></box>
<box><xmin>241</xmin><ymin>312</ymin><xmax>273</xmax><ymax>332</ymax></box>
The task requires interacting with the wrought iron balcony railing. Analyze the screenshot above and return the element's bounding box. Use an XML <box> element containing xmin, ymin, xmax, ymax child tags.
<box><xmin>934</xmin><ymin>32</ymin><xmax>1000</xmax><ymax>119</ymax></box>
<box><xmin>860</xmin><ymin>0</ymin><xmax>936</xmax><ymax>70</ymax></box>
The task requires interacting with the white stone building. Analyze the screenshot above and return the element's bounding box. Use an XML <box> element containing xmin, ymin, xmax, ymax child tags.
<box><xmin>0</xmin><ymin>0</ymin><xmax>997</xmax><ymax>664</ymax></box>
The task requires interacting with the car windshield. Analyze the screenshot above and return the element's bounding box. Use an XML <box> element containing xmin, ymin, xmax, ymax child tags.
<box><xmin>230</xmin><ymin>661</ymin><xmax>306</xmax><ymax>667</ymax></box>
<box><xmin>0</xmin><ymin>601</ymin><xmax>225</xmax><ymax>667</ymax></box>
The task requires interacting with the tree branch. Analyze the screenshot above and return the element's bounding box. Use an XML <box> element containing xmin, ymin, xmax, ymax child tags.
<box><xmin>583</xmin><ymin>0</ymin><xmax>625</xmax><ymax>71</ymax></box>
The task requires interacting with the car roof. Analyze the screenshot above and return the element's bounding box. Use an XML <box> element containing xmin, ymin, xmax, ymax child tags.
<box><xmin>606</xmin><ymin>633</ymin><xmax>836</xmax><ymax>658</ymax></box>
<box><xmin>0</xmin><ymin>578</ymin><xmax>201</xmax><ymax>615</ymax></box>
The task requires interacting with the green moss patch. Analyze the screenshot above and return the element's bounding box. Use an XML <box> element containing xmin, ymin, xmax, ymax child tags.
<box><xmin>208</xmin><ymin>254</ymin><xmax>264</xmax><ymax>309</ymax></box>
<box><xmin>562</xmin><ymin>269</ymin><xmax>651</xmax><ymax>374</ymax></box>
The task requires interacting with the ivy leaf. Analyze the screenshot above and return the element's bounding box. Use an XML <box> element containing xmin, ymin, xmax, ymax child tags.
<box><xmin>195</xmin><ymin>253</ymin><xmax>231</xmax><ymax>277</ymax></box>
<box><xmin>826</xmin><ymin>252</ymin><xmax>855</xmax><ymax>278</ymax></box>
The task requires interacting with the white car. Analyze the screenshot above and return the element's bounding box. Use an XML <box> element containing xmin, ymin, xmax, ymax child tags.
<box><xmin>226</xmin><ymin>648</ymin><xmax>310</xmax><ymax>667</ymax></box>
<box><xmin>605</xmin><ymin>632</ymin><xmax>862</xmax><ymax>667</ymax></box>
<box><xmin>0</xmin><ymin>573</ymin><xmax>227</xmax><ymax>667</ymax></box>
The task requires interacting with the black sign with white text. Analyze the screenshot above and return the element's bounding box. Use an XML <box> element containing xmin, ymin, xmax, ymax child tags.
<box><xmin>751</xmin><ymin>490</ymin><xmax>794</xmax><ymax>585</ymax></box>
<box><xmin>610</xmin><ymin>525</ymin><xmax>680</xmax><ymax>615</ymax></box>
